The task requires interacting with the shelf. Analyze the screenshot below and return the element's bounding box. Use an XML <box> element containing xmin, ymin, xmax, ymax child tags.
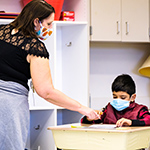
<box><xmin>29</xmin><ymin>106</ymin><xmax>65</xmax><ymax>111</ymax></box>
<box><xmin>54</xmin><ymin>21</ymin><xmax>88</xmax><ymax>26</ymax></box>
<box><xmin>30</xmin><ymin>107</ymin><xmax>55</xmax><ymax>111</ymax></box>
<box><xmin>0</xmin><ymin>18</ymin><xmax>14</xmax><ymax>24</ymax></box>
<box><xmin>0</xmin><ymin>19</ymin><xmax>87</xmax><ymax>26</ymax></box>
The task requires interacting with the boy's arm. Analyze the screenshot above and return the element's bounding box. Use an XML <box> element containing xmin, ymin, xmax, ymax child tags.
<box><xmin>117</xmin><ymin>107</ymin><xmax>150</xmax><ymax>127</ymax></box>
<box><xmin>131</xmin><ymin>107</ymin><xmax>150</xmax><ymax>126</ymax></box>
<box><xmin>80</xmin><ymin>116</ymin><xmax>98</xmax><ymax>124</ymax></box>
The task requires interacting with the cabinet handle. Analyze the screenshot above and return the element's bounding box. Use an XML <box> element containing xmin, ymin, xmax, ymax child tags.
<box><xmin>66</xmin><ymin>42</ymin><xmax>72</xmax><ymax>47</ymax></box>
<box><xmin>34</xmin><ymin>125</ymin><xmax>40</xmax><ymax>130</ymax></box>
<box><xmin>126</xmin><ymin>22</ymin><xmax>129</xmax><ymax>35</ymax></box>
<box><xmin>117</xmin><ymin>21</ymin><xmax>120</xmax><ymax>34</ymax></box>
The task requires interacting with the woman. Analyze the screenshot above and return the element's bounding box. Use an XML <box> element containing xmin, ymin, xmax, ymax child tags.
<box><xmin>0</xmin><ymin>0</ymin><xmax>99</xmax><ymax>149</ymax></box>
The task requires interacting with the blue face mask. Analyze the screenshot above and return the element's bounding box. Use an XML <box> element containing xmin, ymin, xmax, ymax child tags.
<box><xmin>110</xmin><ymin>99</ymin><xmax>130</xmax><ymax>111</ymax></box>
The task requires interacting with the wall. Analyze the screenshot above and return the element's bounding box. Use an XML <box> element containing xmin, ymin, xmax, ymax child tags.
<box><xmin>90</xmin><ymin>42</ymin><xmax>150</xmax><ymax>110</ymax></box>
<box><xmin>0</xmin><ymin>0</ymin><xmax>23</xmax><ymax>13</ymax></box>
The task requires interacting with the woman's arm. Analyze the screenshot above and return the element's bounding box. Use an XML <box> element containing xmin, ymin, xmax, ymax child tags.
<box><xmin>28</xmin><ymin>55</ymin><xmax>100</xmax><ymax>120</ymax></box>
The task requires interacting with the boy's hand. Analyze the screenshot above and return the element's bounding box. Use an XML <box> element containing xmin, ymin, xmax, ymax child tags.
<box><xmin>116</xmin><ymin>118</ymin><xmax>132</xmax><ymax>127</ymax></box>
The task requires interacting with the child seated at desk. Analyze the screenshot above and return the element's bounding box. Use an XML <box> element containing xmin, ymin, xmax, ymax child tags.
<box><xmin>81</xmin><ymin>74</ymin><xmax>150</xmax><ymax>127</ymax></box>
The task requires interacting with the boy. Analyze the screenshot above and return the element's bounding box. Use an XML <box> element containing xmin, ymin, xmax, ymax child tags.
<box><xmin>81</xmin><ymin>74</ymin><xmax>150</xmax><ymax>127</ymax></box>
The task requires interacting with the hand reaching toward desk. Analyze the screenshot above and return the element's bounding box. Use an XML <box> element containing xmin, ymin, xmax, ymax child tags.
<box><xmin>86</xmin><ymin>110</ymin><xmax>103</xmax><ymax>121</ymax></box>
<box><xmin>78</xmin><ymin>106</ymin><xmax>100</xmax><ymax>121</ymax></box>
<box><xmin>116</xmin><ymin>118</ymin><xmax>132</xmax><ymax>127</ymax></box>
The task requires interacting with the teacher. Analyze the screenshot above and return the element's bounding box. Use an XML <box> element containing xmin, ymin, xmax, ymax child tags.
<box><xmin>0</xmin><ymin>0</ymin><xmax>99</xmax><ymax>150</ymax></box>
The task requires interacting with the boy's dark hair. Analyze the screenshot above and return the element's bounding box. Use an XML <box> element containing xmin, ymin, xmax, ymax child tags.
<box><xmin>111</xmin><ymin>74</ymin><xmax>136</xmax><ymax>97</ymax></box>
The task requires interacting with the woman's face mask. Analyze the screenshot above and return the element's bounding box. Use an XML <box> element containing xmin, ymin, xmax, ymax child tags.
<box><xmin>36</xmin><ymin>22</ymin><xmax>53</xmax><ymax>40</ymax></box>
<box><xmin>110</xmin><ymin>98</ymin><xmax>130</xmax><ymax>111</ymax></box>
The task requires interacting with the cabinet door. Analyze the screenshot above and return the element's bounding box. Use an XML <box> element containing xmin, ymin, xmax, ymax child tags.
<box><xmin>90</xmin><ymin>0</ymin><xmax>121</xmax><ymax>41</ymax></box>
<box><xmin>122</xmin><ymin>0</ymin><xmax>149</xmax><ymax>42</ymax></box>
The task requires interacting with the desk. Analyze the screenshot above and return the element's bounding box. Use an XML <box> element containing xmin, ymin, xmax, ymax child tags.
<box><xmin>48</xmin><ymin>123</ymin><xmax>150</xmax><ymax>150</ymax></box>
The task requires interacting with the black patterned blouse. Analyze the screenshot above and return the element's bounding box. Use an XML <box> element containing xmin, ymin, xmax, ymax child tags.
<box><xmin>0</xmin><ymin>24</ymin><xmax>49</xmax><ymax>90</ymax></box>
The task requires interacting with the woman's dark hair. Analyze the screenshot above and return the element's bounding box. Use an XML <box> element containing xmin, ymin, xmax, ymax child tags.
<box><xmin>111</xmin><ymin>74</ymin><xmax>136</xmax><ymax>97</ymax></box>
<box><xmin>10</xmin><ymin>0</ymin><xmax>55</xmax><ymax>38</ymax></box>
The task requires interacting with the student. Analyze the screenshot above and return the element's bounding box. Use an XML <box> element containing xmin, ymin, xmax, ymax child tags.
<box><xmin>81</xmin><ymin>74</ymin><xmax>150</xmax><ymax>127</ymax></box>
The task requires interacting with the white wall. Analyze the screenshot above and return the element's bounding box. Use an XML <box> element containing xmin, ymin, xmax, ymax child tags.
<box><xmin>90</xmin><ymin>42</ymin><xmax>150</xmax><ymax>110</ymax></box>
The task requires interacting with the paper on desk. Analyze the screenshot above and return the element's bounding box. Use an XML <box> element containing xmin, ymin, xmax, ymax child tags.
<box><xmin>89</xmin><ymin>124</ymin><xmax>116</xmax><ymax>129</ymax></box>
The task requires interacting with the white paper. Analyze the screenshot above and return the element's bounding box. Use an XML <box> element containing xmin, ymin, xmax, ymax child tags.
<box><xmin>89</xmin><ymin>124</ymin><xmax>116</xmax><ymax>129</ymax></box>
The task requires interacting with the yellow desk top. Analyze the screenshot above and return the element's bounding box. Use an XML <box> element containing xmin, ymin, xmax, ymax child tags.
<box><xmin>48</xmin><ymin>123</ymin><xmax>150</xmax><ymax>150</ymax></box>
<box><xmin>48</xmin><ymin>123</ymin><xmax>150</xmax><ymax>132</ymax></box>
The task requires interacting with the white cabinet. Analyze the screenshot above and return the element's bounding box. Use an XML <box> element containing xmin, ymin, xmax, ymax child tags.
<box><xmin>90</xmin><ymin>0</ymin><xmax>121</xmax><ymax>41</ymax></box>
<box><xmin>90</xmin><ymin>0</ymin><xmax>150</xmax><ymax>42</ymax></box>
<box><xmin>121</xmin><ymin>0</ymin><xmax>149</xmax><ymax>42</ymax></box>
<box><xmin>27</xmin><ymin>21</ymin><xmax>89</xmax><ymax>149</ymax></box>
<box><xmin>28</xmin><ymin>3</ymin><xmax>89</xmax><ymax>150</ymax></box>
<box><xmin>28</xmin><ymin>109</ymin><xmax>82</xmax><ymax>150</ymax></box>
<box><xmin>29</xmin><ymin>1</ymin><xmax>90</xmax><ymax>150</ymax></box>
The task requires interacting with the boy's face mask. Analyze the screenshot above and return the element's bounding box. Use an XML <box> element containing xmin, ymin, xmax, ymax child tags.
<box><xmin>36</xmin><ymin>22</ymin><xmax>53</xmax><ymax>40</ymax></box>
<box><xmin>110</xmin><ymin>98</ymin><xmax>130</xmax><ymax>111</ymax></box>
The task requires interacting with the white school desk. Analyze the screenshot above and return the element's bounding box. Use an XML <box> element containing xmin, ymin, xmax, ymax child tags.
<box><xmin>48</xmin><ymin>123</ymin><xmax>150</xmax><ymax>150</ymax></box>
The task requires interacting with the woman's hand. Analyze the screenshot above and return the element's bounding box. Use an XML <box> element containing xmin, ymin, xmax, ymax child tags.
<box><xmin>78</xmin><ymin>106</ymin><xmax>100</xmax><ymax>121</ymax></box>
<box><xmin>116</xmin><ymin>118</ymin><xmax>132</xmax><ymax>127</ymax></box>
<box><xmin>95</xmin><ymin>110</ymin><xmax>103</xmax><ymax>116</ymax></box>
<box><xmin>86</xmin><ymin>109</ymin><xmax>103</xmax><ymax>121</ymax></box>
